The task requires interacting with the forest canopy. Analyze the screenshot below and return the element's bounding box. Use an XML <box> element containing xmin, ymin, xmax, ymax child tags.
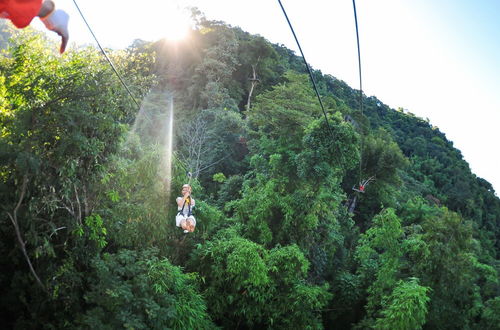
<box><xmin>1</xmin><ymin>14</ymin><xmax>499</xmax><ymax>329</ymax></box>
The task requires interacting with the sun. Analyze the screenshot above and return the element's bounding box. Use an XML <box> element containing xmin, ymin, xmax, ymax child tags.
<box><xmin>161</xmin><ymin>6</ymin><xmax>192</xmax><ymax>41</ymax></box>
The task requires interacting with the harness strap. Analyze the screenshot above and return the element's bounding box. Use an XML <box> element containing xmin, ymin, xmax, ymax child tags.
<box><xmin>178</xmin><ymin>197</ymin><xmax>193</xmax><ymax>217</ymax></box>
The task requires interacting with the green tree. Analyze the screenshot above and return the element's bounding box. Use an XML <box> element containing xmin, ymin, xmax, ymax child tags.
<box><xmin>190</xmin><ymin>227</ymin><xmax>330</xmax><ymax>328</ymax></box>
<box><xmin>374</xmin><ymin>278</ymin><xmax>430</xmax><ymax>330</ymax></box>
<box><xmin>417</xmin><ymin>209</ymin><xmax>485</xmax><ymax>329</ymax></box>
<box><xmin>81</xmin><ymin>249</ymin><xmax>214</xmax><ymax>329</ymax></box>
<box><xmin>0</xmin><ymin>30</ymin><xmax>153</xmax><ymax>327</ymax></box>
<box><xmin>355</xmin><ymin>209</ymin><xmax>431</xmax><ymax>328</ymax></box>
<box><xmin>189</xmin><ymin>23</ymin><xmax>240</xmax><ymax>110</ymax></box>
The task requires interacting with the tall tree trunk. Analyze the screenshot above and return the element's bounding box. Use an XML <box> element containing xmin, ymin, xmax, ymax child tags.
<box><xmin>8</xmin><ymin>175</ymin><xmax>46</xmax><ymax>291</ymax></box>
<box><xmin>246</xmin><ymin>62</ymin><xmax>260</xmax><ymax>111</ymax></box>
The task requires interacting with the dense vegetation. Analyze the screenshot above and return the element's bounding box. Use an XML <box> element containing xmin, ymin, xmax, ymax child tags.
<box><xmin>1</xmin><ymin>12</ymin><xmax>499</xmax><ymax>329</ymax></box>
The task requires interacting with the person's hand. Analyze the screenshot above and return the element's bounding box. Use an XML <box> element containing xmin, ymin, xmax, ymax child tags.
<box><xmin>41</xmin><ymin>8</ymin><xmax>69</xmax><ymax>53</ymax></box>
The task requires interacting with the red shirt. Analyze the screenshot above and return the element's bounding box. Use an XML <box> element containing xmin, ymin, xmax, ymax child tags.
<box><xmin>0</xmin><ymin>0</ymin><xmax>43</xmax><ymax>28</ymax></box>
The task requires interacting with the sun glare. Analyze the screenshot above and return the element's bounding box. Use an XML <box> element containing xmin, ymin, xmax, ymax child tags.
<box><xmin>161</xmin><ymin>6</ymin><xmax>192</xmax><ymax>41</ymax></box>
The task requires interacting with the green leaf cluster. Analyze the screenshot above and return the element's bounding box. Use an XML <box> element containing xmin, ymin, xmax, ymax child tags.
<box><xmin>1</xmin><ymin>14</ymin><xmax>499</xmax><ymax>330</ymax></box>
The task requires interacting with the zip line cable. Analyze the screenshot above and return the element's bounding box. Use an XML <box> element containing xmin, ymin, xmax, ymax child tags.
<box><xmin>72</xmin><ymin>2</ymin><xmax>193</xmax><ymax>180</ymax></box>
<box><xmin>352</xmin><ymin>0</ymin><xmax>364</xmax><ymax>183</ymax></box>
<box><xmin>278</xmin><ymin>0</ymin><xmax>367</xmax><ymax>193</ymax></box>
<box><xmin>72</xmin><ymin>0</ymin><xmax>366</xmax><ymax>181</ymax></box>
<box><xmin>72</xmin><ymin>0</ymin><xmax>141</xmax><ymax>110</ymax></box>
<box><xmin>276</xmin><ymin>0</ymin><xmax>334</xmax><ymax>137</ymax></box>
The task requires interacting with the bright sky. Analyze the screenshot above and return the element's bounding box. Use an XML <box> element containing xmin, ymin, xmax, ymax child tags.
<box><xmin>37</xmin><ymin>0</ymin><xmax>500</xmax><ymax>193</ymax></box>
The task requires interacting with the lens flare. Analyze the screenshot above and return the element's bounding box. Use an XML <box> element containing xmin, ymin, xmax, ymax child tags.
<box><xmin>164</xmin><ymin>95</ymin><xmax>174</xmax><ymax>196</ymax></box>
<box><xmin>158</xmin><ymin>5</ymin><xmax>192</xmax><ymax>41</ymax></box>
<box><xmin>163</xmin><ymin>16</ymin><xmax>191</xmax><ymax>41</ymax></box>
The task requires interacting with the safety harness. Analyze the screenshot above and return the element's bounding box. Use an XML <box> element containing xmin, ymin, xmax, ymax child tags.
<box><xmin>178</xmin><ymin>197</ymin><xmax>194</xmax><ymax>217</ymax></box>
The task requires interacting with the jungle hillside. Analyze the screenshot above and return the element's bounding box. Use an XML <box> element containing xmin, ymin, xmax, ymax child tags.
<box><xmin>1</xmin><ymin>13</ymin><xmax>499</xmax><ymax>330</ymax></box>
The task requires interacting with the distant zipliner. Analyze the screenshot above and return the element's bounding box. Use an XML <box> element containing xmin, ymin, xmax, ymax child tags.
<box><xmin>352</xmin><ymin>176</ymin><xmax>374</xmax><ymax>194</ymax></box>
<box><xmin>347</xmin><ymin>176</ymin><xmax>375</xmax><ymax>213</ymax></box>
<box><xmin>175</xmin><ymin>180</ymin><xmax>196</xmax><ymax>234</ymax></box>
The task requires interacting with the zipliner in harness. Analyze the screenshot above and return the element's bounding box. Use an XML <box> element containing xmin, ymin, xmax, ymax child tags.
<box><xmin>352</xmin><ymin>176</ymin><xmax>375</xmax><ymax>193</ymax></box>
<box><xmin>347</xmin><ymin>176</ymin><xmax>375</xmax><ymax>213</ymax></box>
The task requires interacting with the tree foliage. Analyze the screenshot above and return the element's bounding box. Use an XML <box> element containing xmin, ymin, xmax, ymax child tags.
<box><xmin>81</xmin><ymin>249</ymin><xmax>214</xmax><ymax>329</ymax></box>
<box><xmin>1</xmin><ymin>15</ymin><xmax>499</xmax><ymax>330</ymax></box>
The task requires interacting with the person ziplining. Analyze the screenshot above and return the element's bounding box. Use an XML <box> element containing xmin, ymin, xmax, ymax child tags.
<box><xmin>352</xmin><ymin>176</ymin><xmax>374</xmax><ymax>193</ymax></box>
<box><xmin>1</xmin><ymin>0</ymin><xmax>69</xmax><ymax>53</ymax></box>
<box><xmin>347</xmin><ymin>176</ymin><xmax>375</xmax><ymax>213</ymax></box>
<box><xmin>175</xmin><ymin>184</ymin><xmax>196</xmax><ymax>234</ymax></box>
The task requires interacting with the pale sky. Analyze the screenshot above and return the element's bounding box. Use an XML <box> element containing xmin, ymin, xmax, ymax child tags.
<box><xmin>36</xmin><ymin>0</ymin><xmax>500</xmax><ymax>193</ymax></box>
